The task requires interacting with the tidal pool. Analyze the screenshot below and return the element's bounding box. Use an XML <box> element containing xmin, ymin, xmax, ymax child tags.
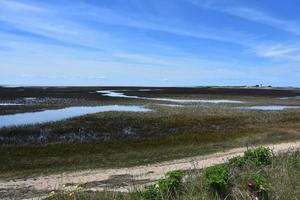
<box><xmin>97</xmin><ymin>90</ymin><xmax>243</xmax><ymax>104</ymax></box>
<box><xmin>238</xmin><ymin>106</ymin><xmax>300</xmax><ymax>111</ymax></box>
<box><xmin>0</xmin><ymin>105</ymin><xmax>151</xmax><ymax>128</ymax></box>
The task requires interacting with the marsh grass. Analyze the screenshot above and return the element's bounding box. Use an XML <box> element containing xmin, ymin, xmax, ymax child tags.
<box><xmin>1</xmin><ymin>87</ymin><xmax>300</xmax><ymax>180</ymax></box>
<box><xmin>1</xmin><ymin>106</ymin><xmax>300</xmax><ymax>179</ymax></box>
<box><xmin>0</xmin><ymin>128</ymin><xmax>298</xmax><ymax>180</ymax></box>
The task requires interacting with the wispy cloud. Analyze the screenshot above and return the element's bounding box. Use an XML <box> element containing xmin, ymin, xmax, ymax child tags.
<box><xmin>1</xmin><ymin>0</ymin><xmax>260</xmax><ymax>50</ymax></box>
<box><xmin>253</xmin><ymin>43</ymin><xmax>300</xmax><ymax>62</ymax></box>
<box><xmin>81</xmin><ymin>1</ymin><xmax>258</xmax><ymax>47</ymax></box>
<box><xmin>0</xmin><ymin>0</ymin><xmax>46</xmax><ymax>12</ymax></box>
<box><xmin>254</xmin><ymin>44</ymin><xmax>297</xmax><ymax>57</ymax></box>
<box><xmin>1</xmin><ymin>0</ymin><xmax>298</xmax><ymax>65</ymax></box>
<box><xmin>0</xmin><ymin>0</ymin><xmax>100</xmax><ymax>47</ymax></box>
<box><xmin>0</xmin><ymin>0</ymin><xmax>259</xmax><ymax>63</ymax></box>
<box><xmin>187</xmin><ymin>0</ymin><xmax>300</xmax><ymax>35</ymax></box>
<box><xmin>222</xmin><ymin>7</ymin><xmax>300</xmax><ymax>36</ymax></box>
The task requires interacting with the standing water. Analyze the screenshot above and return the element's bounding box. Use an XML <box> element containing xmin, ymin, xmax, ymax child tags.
<box><xmin>0</xmin><ymin>105</ymin><xmax>151</xmax><ymax>128</ymax></box>
<box><xmin>97</xmin><ymin>90</ymin><xmax>243</xmax><ymax>103</ymax></box>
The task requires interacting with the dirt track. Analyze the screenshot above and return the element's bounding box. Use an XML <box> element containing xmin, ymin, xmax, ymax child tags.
<box><xmin>0</xmin><ymin>141</ymin><xmax>299</xmax><ymax>199</ymax></box>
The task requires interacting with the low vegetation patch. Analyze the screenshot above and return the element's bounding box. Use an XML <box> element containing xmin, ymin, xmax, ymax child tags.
<box><xmin>203</xmin><ymin>164</ymin><xmax>230</xmax><ymax>197</ymax></box>
<box><xmin>230</xmin><ymin>147</ymin><xmax>273</xmax><ymax>167</ymax></box>
<box><xmin>246</xmin><ymin>173</ymin><xmax>270</xmax><ymax>200</ymax></box>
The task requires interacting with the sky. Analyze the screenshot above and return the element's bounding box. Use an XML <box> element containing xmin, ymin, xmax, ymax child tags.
<box><xmin>0</xmin><ymin>0</ymin><xmax>300</xmax><ymax>87</ymax></box>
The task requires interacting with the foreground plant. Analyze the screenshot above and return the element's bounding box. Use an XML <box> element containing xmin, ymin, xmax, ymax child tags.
<box><xmin>142</xmin><ymin>170</ymin><xmax>184</xmax><ymax>200</ymax></box>
<box><xmin>246</xmin><ymin>174</ymin><xmax>270</xmax><ymax>200</ymax></box>
<box><xmin>203</xmin><ymin>164</ymin><xmax>230</xmax><ymax>197</ymax></box>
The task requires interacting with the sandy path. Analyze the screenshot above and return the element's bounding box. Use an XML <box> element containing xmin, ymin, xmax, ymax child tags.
<box><xmin>0</xmin><ymin>141</ymin><xmax>299</xmax><ymax>199</ymax></box>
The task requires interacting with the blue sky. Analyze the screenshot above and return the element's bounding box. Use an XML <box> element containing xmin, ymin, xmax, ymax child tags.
<box><xmin>0</xmin><ymin>0</ymin><xmax>300</xmax><ymax>86</ymax></box>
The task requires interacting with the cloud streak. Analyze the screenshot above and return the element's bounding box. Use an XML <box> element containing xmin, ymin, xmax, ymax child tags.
<box><xmin>188</xmin><ymin>0</ymin><xmax>300</xmax><ymax>35</ymax></box>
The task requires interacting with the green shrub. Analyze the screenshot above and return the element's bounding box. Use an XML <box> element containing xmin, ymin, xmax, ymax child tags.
<box><xmin>247</xmin><ymin>173</ymin><xmax>270</xmax><ymax>200</ymax></box>
<box><xmin>142</xmin><ymin>170</ymin><xmax>184</xmax><ymax>200</ymax></box>
<box><xmin>142</xmin><ymin>185</ymin><xmax>160</xmax><ymax>200</ymax></box>
<box><xmin>244</xmin><ymin>147</ymin><xmax>273</xmax><ymax>166</ymax></box>
<box><xmin>158</xmin><ymin>170</ymin><xmax>184</xmax><ymax>193</ymax></box>
<box><xmin>230</xmin><ymin>147</ymin><xmax>273</xmax><ymax>167</ymax></box>
<box><xmin>203</xmin><ymin>164</ymin><xmax>229</xmax><ymax>195</ymax></box>
<box><xmin>230</xmin><ymin>155</ymin><xmax>246</xmax><ymax>167</ymax></box>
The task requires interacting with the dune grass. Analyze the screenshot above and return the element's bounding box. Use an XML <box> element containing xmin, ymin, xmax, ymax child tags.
<box><xmin>46</xmin><ymin>148</ymin><xmax>300</xmax><ymax>200</ymax></box>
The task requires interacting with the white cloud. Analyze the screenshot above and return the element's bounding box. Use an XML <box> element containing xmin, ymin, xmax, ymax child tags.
<box><xmin>83</xmin><ymin>2</ymin><xmax>257</xmax><ymax>47</ymax></box>
<box><xmin>252</xmin><ymin>43</ymin><xmax>300</xmax><ymax>62</ymax></box>
<box><xmin>222</xmin><ymin>7</ymin><xmax>300</xmax><ymax>35</ymax></box>
<box><xmin>0</xmin><ymin>0</ymin><xmax>46</xmax><ymax>12</ymax></box>
<box><xmin>254</xmin><ymin>44</ymin><xmax>298</xmax><ymax>57</ymax></box>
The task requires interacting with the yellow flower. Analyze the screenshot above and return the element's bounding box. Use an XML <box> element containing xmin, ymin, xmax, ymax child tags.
<box><xmin>49</xmin><ymin>191</ymin><xmax>56</xmax><ymax>196</ymax></box>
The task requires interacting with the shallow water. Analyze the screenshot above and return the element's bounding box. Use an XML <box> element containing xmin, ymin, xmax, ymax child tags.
<box><xmin>279</xmin><ymin>96</ymin><xmax>300</xmax><ymax>100</ymax></box>
<box><xmin>24</xmin><ymin>97</ymin><xmax>37</xmax><ymax>100</ymax></box>
<box><xmin>0</xmin><ymin>105</ymin><xmax>151</xmax><ymax>128</ymax></box>
<box><xmin>0</xmin><ymin>103</ymin><xmax>23</xmax><ymax>106</ymax></box>
<box><xmin>238</xmin><ymin>105</ymin><xmax>300</xmax><ymax>111</ymax></box>
<box><xmin>157</xmin><ymin>104</ymin><xmax>184</xmax><ymax>107</ymax></box>
<box><xmin>97</xmin><ymin>90</ymin><xmax>243</xmax><ymax>104</ymax></box>
<box><xmin>151</xmin><ymin>98</ymin><xmax>242</xmax><ymax>103</ymax></box>
<box><xmin>0</xmin><ymin>85</ymin><xmax>22</xmax><ymax>88</ymax></box>
<box><xmin>97</xmin><ymin>90</ymin><xmax>139</xmax><ymax>98</ymax></box>
<box><xmin>138</xmin><ymin>89</ymin><xmax>162</xmax><ymax>91</ymax></box>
